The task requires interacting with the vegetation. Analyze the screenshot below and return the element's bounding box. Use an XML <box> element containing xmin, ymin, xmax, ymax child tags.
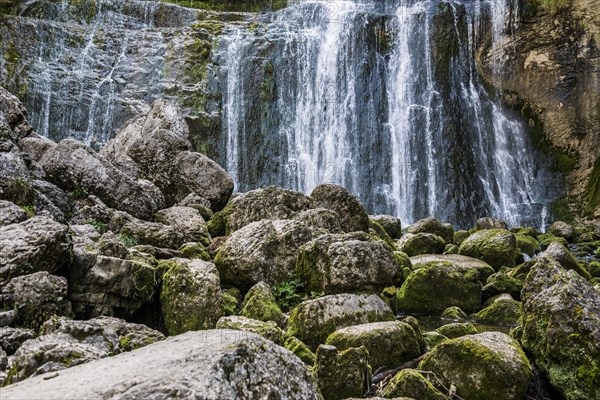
<box><xmin>87</xmin><ymin>219</ymin><xmax>107</xmax><ymax>234</ymax></box>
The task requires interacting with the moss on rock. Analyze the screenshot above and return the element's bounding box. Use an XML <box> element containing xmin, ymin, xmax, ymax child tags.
<box><xmin>313</xmin><ymin>344</ymin><xmax>370</xmax><ymax>400</ymax></box>
<box><xmin>473</xmin><ymin>299</ymin><xmax>522</xmax><ymax>326</ymax></box>
<box><xmin>240</xmin><ymin>282</ymin><xmax>285</xmax><ymax>326</ymax></box>
<box><xmin>458</xmin><ymin>229</ymin><xmax>517</xmax><ymax>269</ymax></box>
<box><xmin>284</xmin><ymin>335</ymin><xmax>315</xmax><ymax>366</ymax></box>
<box><xmin>441</xmin><ymin>306</ymin><xmax>468</xmax><ymax>321</ymax></box>
<box><xmin>434</xmin><ymin>322</ymin><xmax>478</xmax><ymax>339</ymax></box>
<box><xmin>378</xmin><ymin>368</ymin><xmax>448</xmax><ymax>400</ymax></box>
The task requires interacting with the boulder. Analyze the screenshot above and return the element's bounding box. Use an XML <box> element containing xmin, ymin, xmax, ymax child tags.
<box><xmin>368</xmin><ymin>219</ymin><xmax>398</xmax><ymax>249</ymax></box>
<box><xmin>116</xmin><ymin>213</ymin><xmax>195</xmax><ymax>250</ymax></box>
<box><xmin>396</xmin><ymin>261</ymin><xmax>482</xmax><ymax>314</ymax></box>
<box><xmin>294</xmin><ymin>208</ymin><xmax>343</xmax><ymax>233</ymax></box>
<box><xmin>287</xmin><ymin>294</ymin><xmax>395</xmax><ymax>349</ymax></box>
<box><xmin>296</xmin><ymin>232</ymin><xmax>400</xmax><ymax>294</ymax></box>
<box><xmin>313</xmin><ymin>344</ymin><xmax>369</xmax><ymax>400</ymax></box>
<box><xmin>482</xmin><ymin>272</ymin><xmax>523</xmax><ymax>301</ymax></box>
<box><xmin>473</xmin><ymin>299</ymin><xmax>521</xmax><ymax>326</ymax></box>
<box><xmin>453</xmin><ymin>230</ymin><xmax>470</xmax><ymax>246</ymax></box>
<box><xmin>284</xmin><ymin>335</ymin><xmax>316</xmax><ymax>365</ymax></box>
<box><xmin>406</xmin><ymin>217</ymin><xmax>454</xmax><ymax>244</ymax></box>
<box><xmin>378</xmin><ymin>369</ymin><xmax>448</xmax><ymax>400</ymax></box>
<box><xmin>40</xmin><ymin>139</ymin><xmax>165</xmax><ymax>219</ymax></box>
<box><xmin>4</xmin><ymin>272</ymin><xmax>71</xmax><ymax>330</ymax></box>
<box><xmin>0</xmin><ymin>310</ymin><xmax>15</xmax><ymax>327</ymax></box>
<box><xmin>458</xmin><ymin>229</ymin><xmax>517</xmax><ymax>269</ymax></box>
<box><xmin>521</xmin><ymin>257</ymin><xmax>600</xmax><ymax>400</ymax></box>
<box><xmin>440</xmin><ymin>306</ymin><xmax>468</xmax><ymax>321</ymax></box>
<box><xmin>310</xmin><ymin>184</ymin><xmax>369</xmax><ymax>232</ymax></box>
<box><xmin>240</xmin><ymin>282</ymin><xmax>285</xmax><ymax>327</ymax></box>
<box><xmin>215</xmin><ymin>316</ymin><xmax>284</xmax><ymax>345</ymax></box>
<box><xmin>540</xmin><ymin>241</ymin><xmax>592</xmax><ymax>280</ymax></box>
<box><xmin>160</xmin><ymin>258</ymin><xmax>223</xmax><ymax>335</ymax></box>
<box><xmin>474</xmin><ymin>217</ymin><xmax>508</xmax><ymax>231</ymax></box>
<box><xmin>418</xmin><ymin>332</ymin><xmax>532</xmax><ymax>400</ymax></box>
<box><xmin>0</xmin><ymin>200</ymin><xmax>26</xmax><ymax>226</ymax></box>
<box><xmin>515</xmin><ymin>233</ymin><xmax>540</xmax><ymax>257</ymax></box>
<box><xmin>176</xmin><ymin>193</ymin><xmax>213</xmax><ymax>220</ymax></box>
<box><xmin>325</xmin><ymin>321</ymin><xmax>421</xmax><ymax>371</ymax></box>
<box><xmin>214</xmin><ymin>219</ymin><xmax>313</xmax><ymax>290</ymax></box>
<box><xmin>0</xmin><ymin>216</ymin><xmax>72</xmax><ymax>285</ymax></box>
<box><xmin>0</xmin><ymin>327</ymin><xmax>35</xmax><ymax>355</ymax></box>
<box><xmin>434</xmin><ymin>322</ymin><xmax>478</xmax><ymax>339</ymax></box>
<box><xmin>423</xmin><ymin>331</ymin><xmax>448</xmax><ymax>350</ymax></box>
<box><xmin>0</xmin><ymin>330</ymin><xmax>321</xmax><ymax>399</ymax></box>
<box><xmin>409</xmin><ymin>254</ymin><xmax>495</xmax><ymax>283</ymax></box>
<box><xmin>153</xmin><ymin>206</ymin><xmax>210</xmax><ymax>246</ymax></box>
<box><xmin>0</xmin><ymin>87</ymin><xmax>33</xmax><ymax>142</ymax></box>
<box><xmin>370</xmin><ymin>214</ymin><xmax>402</xmax><ymax>239</ymax></box>
<box><xmin>0</xmin><ymin>146</ymin><xmax>34</xmax><ymax>207</ymax></box>
<box><xmin>549</xmin><ymin>221</ymin><xmax>576</xmax><ymax>241</ymax></box>
<box><xmin>397</xmin><ymin>233</ymin><xmax>446</xmax><ymax>256</ymax></box>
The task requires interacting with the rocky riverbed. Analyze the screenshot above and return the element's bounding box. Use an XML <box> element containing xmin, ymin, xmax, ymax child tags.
<box><xmin>0</xmin><ymin>86</ymin><xmax>599</xmax><ymax>399</ymax></box>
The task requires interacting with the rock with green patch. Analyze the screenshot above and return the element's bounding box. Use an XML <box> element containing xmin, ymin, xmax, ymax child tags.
<box><xmin>409</xmin><ymin>254</ymin><xmax>495</xmax><ymax>283</ymax></box>
<box><xmin>325</xmin><ymin>321</ymin><xmax>422</xmax><ymax>371</ymax></box>
<box><xmin>474</xmin><ymin>217</ymin><xmax>508</xmax><ymax>231</ymax></box>
<box><xmin>154</xmin><ymin>206</ymin><xmax>211</xmax><ymax>246</ymax></box>
<box><xmin>160</xmin><ymin>258</ymin><xmax>223</xmax><ymax>335</ymax></box>
<box><xmin>284</xmin><ymin>335</ymin><xmax>316</xmax><ymax>366</ymax></box>
<box><xmin>453</xmin><ymin>230</ymin><xmax>470</xmax><ymax>246</ymax></box>
<box><xmin>473</xmin><ymin>299</ymin><xmax>521</xmax><ymax>326</ymax></box>
<box><xmin>215</xmin><ymin>316</ymin><xmax>284</xmax><ymax>345</ymax></box>
<box><xmin>370</xmin><ymin>214</ymin><xmax>402</xmax><ymax>239</ymax></box>
<box><xmin>521</xmin><ymin>257</ymin><xmax>600</xmax><ymax>400</ymax></box>
<box><xmin>406</xmin><ymin>217</ymin><xmax>454</xmax><ymax>244</ymax></box>
<box><xmin>296</xmin><ymin>232</ymin><xmax>401</xmax><ymax>294</ymax></box>
<box><xmin>286</xmin><ymin>294</ymin><xmax>395</xmax><ymax>349</ymax></box>
<box><xmin>537</xmin><ymin>233</ymin><xmax>568</xmax><ymax>249</ymax></box>
<box><xmin>294</xmin><ymin>208</ymin><xmax>343</xmax><ymax>233</ymax></box>
<box><xmin>178</xmin><ymin>242</ymin><xmax>210</xmax><ymax>260</ymax></box>
<box><xmin>589</xmin><ymin>261</ymin><xmax>600</xmax><ymax>278</ymax></box>
<box><xmin>214</xmin><ymin>219</ymin><xmax>313</xmax><ymax>290</ymax></box>
<box><xmin>240</xmin><ymin>282</ymin><xmax>285</xmax><ymax>326</ymax></box>
<box><xmin>423</xmin><ymin>331</ymin><xmax>448</xmax><ymax>350</ymax></box>
<box><xmin>418</xmin><ymin>332</ymin><xmax>532</xmax><ymax>400</ymax></box>
<box><xmin>313</xmin><ymin>344</ymin><xmax>370</xmax><ymax>400</ymax></box>
<box><xmin>221</xmin><ymin>288</ymin><xmax>240</xmax><ymax>316</ymax></box>
<box><xmin>540</xmin><ymin>241</ymin><xmax>592</xmax><ymax>280</ymax></box>
<box><xmin>369</xmin><ymin>218</ymin><xmax>398</xmax><ymax>250</ymax></box>
<box><xmin>310</xmin><ymin>183</ymin><xmax>369</xmax><ymax>232</ymax></box>
<box><xmin>396</xmin><ymin>261</ymin><xmax>482</xmax><ymax>314</ymax></box>
<box><xmin>458</xmin><ymin>229</ymin><xmax>517</xmax><ymax>269</ymax></box>
<box><xmin>443</xmin><ymin>243</ymin><xmax>459</xmax><ymax>254</ymax></box>
<box><xmin>549</xmin><ymin>221</ymin><xmax>576</xmax><ymax>242</ymax></box>
<box><xmin>378</xmin><ymin>368</ymin><xmax>448</xmax><ymax>400</ymax></box>
<box><xmin>515</xmin><ymin>233</ymin><xmax>540</xmax><ymax>257</ymax></box>
<box><xmin>482</xmin><ymin>272</ymin><xmax>523</xmax><ymax>301</ymax></box>
<box><xmin>434</xmin><ymin>322</ymin><xmax>477</xmax><ymax>339</ymax></box>
<box><xmin>5</xmin><ymin>272</ymin><xmax>71</xmax><ymax>331</ymax></box>
<box><xmin>397</xmin><ymin>233</ymin><xmax>446</xmax><ymax>256</ymax></box>
<box><xmin>401</xmin><ymin>315</ymin><xmax>427</xmax><ymax>354</ymax></box>
<box><xmin>441</xmin><ymin>306</ymin><xmax>468</xmax><ymax>321</ymax></box>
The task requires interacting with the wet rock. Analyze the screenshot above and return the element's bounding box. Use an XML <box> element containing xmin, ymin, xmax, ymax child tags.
<box><xmin>296</xmin><ymin>232</ymin><xmax>400</xmax><ymax>294</ymax></box>
<box><xmin>4</xmin><ymin>272</ymin><xmax>71</xmax><ymax>330</ymax></box>
<box><xmin>154</xmin><ymin>206</ymin><xmax>210</xmax><ymax>246</ymax></box>
<box><xmin>458</xmin><ymin>229</ymin><xmax>517</xmax><ymax>269</ymax></box>
<box><xmin>215</xmin><ymin>316</ymin><xmax>284</xmax><ymax>345</ymax></box>
<box><xmin>240</xmin><ymin>282</ymin><xmax>285</xmax><ymax>327</ymax></box>
<box><xmin>521</xmin><ymin>257</ymin><xmax>600</xmax><ymax>400</ymax></box>
<box><xmin>0</xmin><ymin>327</ymin><xmax>35</xmax><ymax>355</ymax></box>
<box><xmin>418</xmin><ymin>332</ymin><xmax>532</xmax><ymax>400</ymax></box>
<box><xmin>214</xmin><ymin>219</ymin><xmax>313</xmax><ymax>290</ymax></box>
<box><xmin>160</xmin><ymin>258</ymin><xmax>223</xmax><ymax>335</ymax></box>
<box><xmin>406</xmin><ymin>217</ymin><xmax>454</xmax><ymax>244</ymax></box>
<box><xmin>378</xmin><ymin>368</ymin><xmax>448</xmax><ymax>400</ymax></box>
<box><xmin>313</xmin><ymin>344</ymin><xmax>369</xmax><ymax>400</ymax></box>
<box><xmin>397</xmin><ymin>232</ymin><xmax>446</xmax><ymax>256</ymax></box>
<box><xmin>474</xmin><ymin>217</ymin><xmax>508</xmax><ymax>231</ymax></box>
<box><xmin>434</xmin><ymin>322</ymin><xmax>478</xmax><ymax>339</ymax></box>
<box><xmin>287</xmin><ymin>294</ymin><xmax>395</xmax><ymax>349</ymax></box>
<box><xmin>540</xmin><ymin>241</ymin><xmax>592</xmax><ymax>280</ymax></box>
<box><xmin>0</xmin><ymin>200</ymin><xmax>26</xmax><ymax>225</ymax></box>
<box><xmin>2</xmin><ymin>330</ymin><xmax>320</xmax><ymax>399</ymax></box>
<box><xmin>473</xmin><ymin>299</ymin><xmax>521</xmax><ymax>326</ymax></box>
<box><xmin>0</xmin><ymin>216</ymin><xmax>72</xmax><ymax>285</ymax></box>
<box><xmin>310</xmin><ymin>184</ymin><xmax>369</xmax><ymax>232</ymax></box>
<box><xmin>370</xmin><ymin>214</ymin><xmax>402</xmax><ymax>239</ymax></box>
<box><xmin>325</xmin><ymin>321</ymin><xmax>422</xmax><ymax>371</ymax></box>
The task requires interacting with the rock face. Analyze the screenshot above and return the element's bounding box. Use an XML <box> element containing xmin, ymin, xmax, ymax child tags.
<box><xmin>521</xmin><ymin>257</ymin><xmax>600</xmax><ymax>400</ymax></box>
<box><xmin>287</xmin><ymin>294</ymin><xmax>395</xmax><ymax>349</ymax></box>
<box><xmin>409</xmin><ymin>254</ymin><xmax>495</xmax><ymax>283</ymax></box>
<box><xmin>153</xmin><ymin>206</ymin><xmax>211</xmax><ymax>246</ymax></box>
<box><xmin>215</xmin><ymin>219</ymin><xmax>314</xmax><ymax>289</ymax></box>
<box><xmin>239</xmin><ymin>282</ymin><xmax>285</xmax><ymax>327</ymax></box>
<box><xmin>310</xmin><ymin>184</ymin><xmax>370</xmax><ymax>232</ymax></box>
<box><xmin>0</xmin><ymin>216</ymin><xmax>72</xmax><ymax>285</ymax></box>
<box><xmin>419</xmin><ymin>332</ymin><xmax>532</xmax><ymax>400</ymax></box>
<box><xmin>296</xmin><ymin>232</ymin><xmax>400</xmax><ymax>294</ymax></box>
<box><xmin>102</xmin><ymin>99</ymin><xmax>233</xmax><ymax>210</ymax></box>
<box><xmin>458</xmin><ymin>229</ymin><xmax>517</xmax><ymax>269</ymax></box>
<box><xmin>325</xmin><ymin>321</ymin><xmax>422</xmax><ymax>371</ymax></box>
<box><xmin>0</xmin><ymin>330</ymin><xmax>321</xmax><ymax>399</ymax></box>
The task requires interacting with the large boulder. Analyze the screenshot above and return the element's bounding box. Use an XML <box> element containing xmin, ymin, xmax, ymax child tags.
<box><xmin>154</xmin><ymin>206</ymin><xmax>211</xmax><ymax>246</ymax></box>
<box><xmin>0</xmin><ymin>87</ymin><xmax>33</xmax><ymax>142</ymax></box>
<box><xmin>215</xmin><ymin>316</ymin><xmax>284</xmax><ymax>345</ymax></box>
<box><xmin>473</xmin><ymin>299</ymin><xmax>521</xmax><ymax>326</ymax></box>
<box><xmin>539</xmin><ymin>241</ymin><xmax>592</xmax><ymax>280</ymax></box>
<box><xmin>40</xmin><ymin>139</ymin><xmax>165</xmax><ymax>219</ymax></box>
<box><xmin>294</xmin><ymin>208</ymin><xmax>343</xmax><ymax>233</ymax></box>
<box><xmin>160</xmin><ymin>258</ymin><xmax>223</xmax><ymax>335</ymax></box>
<box><xmin>370</xmin><ymin>215</ymin><xmax>402</xmax><ymax>239</ymax></box>
<box><xmin>397</xmin><ymin>233</ymin><xmax>446</xmax><ymax>256</ymax></box>
<box><xmin>521</xmin><ymin>257</ymin><xmax>600</xmax><ymax>400</ymax></box>
<box><xmin>296</xmin><ymin>232</ymin><xmax>400</xmax><ymax>294</ymax></box>
<box><xmin>418</xmin><ymin>332</ymin><xmax>532</xmax><ymax>400</ymax></box>
<box><xmin>325</xmin><ymin>321</ymin><xmax>421</xmax><ymax>371</ymax></box>
<box><xmin>287</xmin><ymin>294</ymin><xmax>395</xmax><ymax>349</ymax></box>
<box><xmin>310</xmin><ymin>184</ymin><xmax>369</xmax><ymax>232</ymax></box>
<box><xmin>0</xmin><ymin>216</ymin><xmax>72</xmax><ymax>285</ymax></box>
<box><xmin>474</xmin><ymin>217</ymin><xmax>508</xmax><ymax>231</ymax></box>
<box><xmin>396</xmin><ymin>261</ymin><xmax>482</xmax><ymax>314</ymax></box>
<box><xmin>239</xmin><ymin>282</ymin><xmax>285</xmax><ymax>326</ymax></box>
<box><xmin>1</xmin><ymin>330</ymin><xmax>321</xmax><ymax>399</ymax></box>
<box><xmin>458</xmin><ymin>229</ymin><xmax>517</xmax><ymax>269</ymax></box>
<box><xmin>406</xmin><ymin>217</ymin><xmax>454</xmax><ymax>244</ymax></box>
<box><xmin>0</xmin><ymin>200</ymin><xmax>27</xmax><ymax>226</ymax></box>
<box><xmin>378</xmin><ymin>368</ymin><xmax>448</xmax><ymax>400</ymax></box>
<box><xmin>548</xmin><ymin>221</ymin><xmax>576</xmax><ymax>242</ymax></box>
<box><xmin>313</xmin><ymin>344</ymin><xmax>369</xmax><ymax>400</ymax></box>
<box><xmin>409</xmin><ymin>254</ymin><xmax>495</xmax><ymax>283</ymax></box>
<box><xmin>214</xmin><ymin>219</ymin><xmax>313</xmax><ymax>290</ymax></box>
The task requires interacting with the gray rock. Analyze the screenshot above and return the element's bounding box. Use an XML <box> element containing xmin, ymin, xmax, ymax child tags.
<box><xmin>409</xmin><ymin>253</ymin><xmax>495</xmax><ymax>283</ymax></box>
<box><xmin>296</xmin><ymin>232</ymin><xmax>401</xmax><ymax>294</ymax></box>
<box><xmin>176</xmin><ymin>193</ymin><xmax>213</xmax><ymax>220</ymax></box>
<box><xmin>370</xmin><ymin>214</ymin><xmax>402</xmax><ymax>239</ymax></box>
<box><xmin>0</xmin><ymin>144</ymin><xmax>34</xmax><ymax>207</ymax></box>
<box><xmin>310</xmin><ymin>184</ymin><xmax>369</xmax><ymax>232</ymax></box>
<box><xmin>154</xmin><ymin>206</ymin><xmax>210</xmax><ymax>246</ymax></box>
<box><xmin>0</xmin><ymin>216</ymin><xmax>72</xmax><ymax>285</ymax></box>
<box><xmin>1</xmin><ymin>330</ymin><xmax>321</xmax><ymax>399</ymax></box>
<box><xmin>215</xmin><ymin>219</ymin><xmax>314</xmax><ymax>289</ymax></box>
<box><xmin>294</xmin><ymin>208</ymin><xmax>343</xmax><ymax>233</ymax></box>
<box><xmin>4</xmin><ymin>272</ymin><xmax>71</xmax><ymax>330</ymax></box>
<box><xmin>0</xmin><ymin>327</ymin><xmax>35</xmax><ymax>355</ymax></box>
<box><xmin>0</xmin><ymin>87</ymin><xmax>33</xmax><ymax>142</ymax></box>
<box><xmin>540</xmin><ymin>241</ymin><xmax>592</xmax><ymax>280</ymax></box>
<box><xmin>0</xmin><ymin>310</ymin><xmax>16</xmax><ymax>327</ymax></box>
<box><xmin>474</xmin><ymin>217</ymin><xmax>508</xmax><ymax>231</ymax></box>
<box><xmin>40</xmin><ymin>139</ymin><xmax>165</xmax><ymax>220</ymax></box>
<box><xmin>397</xmin><ymin>232</ymin><xmax>446</xmax><ymax>256</ymax></box>
<box><xmin>458</xmin><ymin>228</ymin><xmax>517</xmax><ymax>270</ymax></box>
<box><xmin>0</xmin><ymin>200</ymin><xmax>27</xmax><ymax>226</ymax></box>
<box><xmin>32</xmin><ymin>180</ymin><xmax>69</xmax><ymax>214</ymax></box>
<box><xmin>69</xmin><ymin>195</ymin><xmax>113</xmax><ymax>226</ymax></box>
<box><xmin>17</xmin><ymin>134</ymin><xmax>55</xmax><ymax>166</ymax></box>
<box><xmin>313</xmin><ymin>344</ymin><xmax>369</xmax><ymax>400</ymax></box>
<box><xmin>215</xmin><ymin>316</ymin><xmax>284</xmax><ymax>345</ymax></box>
<box><xmin>549</xmin><ymin>221</ymin><xmax>576</xmax><ymax>241</ymax></box>
<box><xmin>406</xmin><ymin>217</ymin><xmax>454</xmax><ymax>244</ymax></box>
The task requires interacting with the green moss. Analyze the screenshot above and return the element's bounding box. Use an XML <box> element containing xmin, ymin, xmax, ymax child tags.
<box><xmin>221</xmin><ymin>290</ymin><xmax>239</xmax><ymax>315</ymax></box>
<box><xmin>2</xmin><ymin>177</ymin><xmax>35</xmax><ymax>207</ymax></box>
<box><xmin>284</xmin><ymin>335</ymin><xmax>315</xmax><ymax>365</ymax></box>
<box><xmin>379</xmin><ymin>368</ymin><xmax>447</xmax><ymax>400</ymax></box>
<box><xmin>19</xmin><ymin>204</ymin><xmax>35</xmax><ymax>218</ymax></box>
<box><xmin>240</xmin><ymin>282</ymin><xmax>285</xmax><ymax>326</ymax></box>
<box><xmin>87</xmin><ymin>219</ymin><xmax>107</xmax><ymax>234</ymax></box>
<box><xmin>118</xmin><ymin>233</ymin><xmax>138</xmax><ymax>248</ymax></box>
<box><xmin>207</xmin><ymin>210</ymin><xmax>226</xmax><ymax>237</ymax></box>
<box><xmin>540</xmin><ymin>0</ymin><xmax>571</xmax><ymax>13</ymax></box>
<box><xmin>585</xmin><ymin>156</ymin><xmax>600</xmax><ymax>215</ymax></box>
<box><xmin>369</xmin><ymin>218</ymin><xmax>398</xmax><ymax>250</ymax></box>
<box><xmin>68</xmin><ymin>187</ymin><xmax>88</xmax><ymax>202</ymax></box>
<box><xmin>515</xmin><ymin>233</ymin><xmax>540</xmax><ymax>256</ymax></box>
<box><xmin>179</xmin><ymin>242</ymin><xmax>211</xmax><ymax>260</ymax></box>
<box><xmin>160</xmin><ymin>0</ymin><xmax>286</xmax><ymax>12</ymax></box>
<box><xmin>441</xmin><ymin>306</ymin><xmax>468</xmax><ymax>320</ymax></box>
<box><xmin>272</xmin><ymin>279</ymin><xmax>304</xmax><ymax>312</ymax></box>
<box><xmin>474</xmin><ymin>300</ymin><xmax>522</xmax><ymax>326</ymax></box>
<box><xmin>537</xmin><ymin>233</ymin><xmax>568</xmax><ymax>249</ymax></box>
<box><xmin>434</xmin><ymin>322</ymin><xmax>478</xmax><ymax>339</ymax></box>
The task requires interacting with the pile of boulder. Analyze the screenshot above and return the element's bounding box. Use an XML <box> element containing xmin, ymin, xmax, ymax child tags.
<box><xmin>1</xmin><ymin>86</ymin><xmax>599</xmax><ymax>399</ymax></box>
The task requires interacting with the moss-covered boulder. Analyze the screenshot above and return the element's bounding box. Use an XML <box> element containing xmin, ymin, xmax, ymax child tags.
<box><xmin>589</xmin><ymin>261</ymin><xmax>600</xmax><ymax>278</ymax></box>
<box><xmin>370</xmin><ymin>214</ymin><xmax>402</xmax><ymax>239</ymax></box>
<box><xmin>521</xmin><ymin>257</ymin><xmax>600</xmax><ymax>400</ymax></box>
<box><xmin>537</xmin><ymin>233</ymin><xmax>568</xmax><ymax>249</ymax></box>
<box><xmin>549</xmin><ymin>221</ymin><xmax>576</xmax><ymax>242</ymax></box>
<box><xmin>215</xmin><ymin>316</ymin><xmax>284</xmax><ymax>345</ymax></box>
<box><xmin>369</xmin><ymin>218</ymin><xmax>398</xmax><ymax>250</ymax></box>
<box><xmin>378</xmin><ymin>368</ymin><xmax>448</xmax><ymax>400</ymax></box>
<box><xmin>221</xmin><ymin>288</ymin><xmax>240</xmax><ymax>316</ymax></box>
<box><xmin>296</xmin><ymin>232</ymin><xmax>401</xmax><ymax>294</ymax></box>
<box><xmin>284</xmin><ymin>335</ymin><xmax>315</xmax><ymax>366</ymax></box>
<box><xmin>178</xmin><ymin>242</ymin><xmax>210</xmax><ymax>260</ymax></box>
<box><xmin>325</xmin><ymin>321</ymin><xmax>422</xmax><ymax>371</ymax></box>
<box><xmin>406</xmin><ymin>217</ymin><xmax>454</xmax><ymax>244</ymax></box>
<box><xmin>474</xmin><ymin>217</ymin><xmax>508</xmax><ymax>231</ymax></box>
<box><xmin>286</xmin><ymin>294</ymin><xmax>395</xmax><ymax>349</ymax></box>
<box><xmin>160</xmin><ymin>258</ymin><xmax>223</xmax><ymax>335</ymax></box>
<box><xmin>515</xmin><ymin>233</ymin><xmax>540</xmax><ymax>257</ymax></box>
<box><xmin>418</xmin><ymin>332</ymin><xmax>532</xmax><ymax>400</ymax></box>
<box><xmin>443</xmin><ymin>243</ymin><xmax>459</xmax><ymax>254</ymax></box>
<box><xmin>441</xmin><ymin>306</ymin><xmax>468</xmax><ymax>321</ymax></box>
<box><xmin>397</xmin><ymin>233</ymin><xmax>446</xmax><ymax>256</ymax></box>
<box><xmin>396</xmin><ymin>262</ymin><xmax>482</xmax><ymax>314</ymax></box>
<box><xmin>423</xmin><ymin>331</ymin><xmax>449</xmax><ymax>349</ymax></box>
<box><xmin>540</xmin><ymin>241</ymin><xmax>592</xmax><ymax>280</ymax></box>
<box><xmin>458</xmin><ymin>229</ymin><xmax>517</xmax><ymax>269</ymax></box>
<box><xmin>434</xmin><ymin>322</ymin><xmax>477</xmax><ymax>339</ymax></box>
<box><xmin>313</xmin><ymin>344</ymin><xmax>370</xmax><ymax>400</ymax></box>
<box><xmin>401</xmin><ymin>315</ymin><xmax>427</xmax><ymax>354</ymax></box>
<box><xmin>453</xmin><ymin>230</ymin><xmax>470</xmax><ymax>246</ymax></box>
<box><xmin>240</xmin><ymin>282</ymin><xmax>285</xmax><ymax>326</ymax></box>
<box><xmin>473</xmin><ymin>299</ymin><xmax>521</xmax><ymax>326</ymax></box>
<box><xmin>214</xmin><ymin>219</ymin><xmax>313</xmax><ymax>290</ymax></box>
<box><xmin>310</xmin><ymin>184</ymin><xmax>369</xmax><ymax>232</ymax></box>
<box><xmin>410</xmin><ymin>254</ymin><xmax>495</xmax><ymax>283</ymax></box>
<box><xmin>482</xmin><ymin>272</ymin><xmax>523</xmax><ymax>301</ymax></box>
